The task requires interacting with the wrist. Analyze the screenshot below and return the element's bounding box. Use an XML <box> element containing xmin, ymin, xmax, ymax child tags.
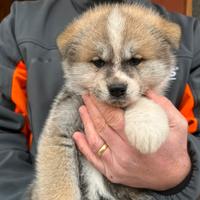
<box><xmin>150</xmin><ymin>135</ymin><xmax>200</xmax><ymax>200</ymax></box>
<box><xmin>173</xmin><ymin>153</ymin><xmax>191</xmax><ymax>188</ymax></box>
<box><xmin>154</xmin><ymin>151</ymin><xmax>191</xmax><ymax>191</ymax></box>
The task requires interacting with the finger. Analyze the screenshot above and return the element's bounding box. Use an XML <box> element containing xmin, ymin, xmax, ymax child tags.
<box><xmin>83</xmin><ymin>94</ymin><xmax>126</xmax><ymax>141</ymax></box>
<box><xmin>79</xmin><ymin>105</ymin><xmax>105</xmax><ymax>153</ymax></box>
<box><xmin>73</xmin><ymin>132</ymin><xmax>104</xmax><ymax>172</ymax></box>
<box><xmin>89</xmin><ymin>95</ymin><xmax>125</xmax><ymax>132</ymax></box>
<box><xmin>80</xmin><ymin>102</ymin><xmax>122</xmax><ymax>148</ymax></box>
<box><xmin>146</xmin><ymin>90</ymin><xmax>185</xmax><ymax>120</ymax></box>
<box><xmin>82</xmin><ymin>94</ymin><xmax>107</xmax><ymax>134</ymax></box>
<box><xmin>82</xmin><ymin>94</ymin><xmax>129</xmax><ymax>150</ymax></box>
<box><xmin>89</xmin><ymin>94</ymin><xmax>109</xmax><ymax>109</ymax></box>
<box><xmin>147</xmin><ymin>90</ymin><xmax>188</xmax><ymax>139</ymax></box>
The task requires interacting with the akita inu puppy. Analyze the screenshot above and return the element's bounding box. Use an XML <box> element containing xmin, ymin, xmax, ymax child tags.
<box><xmin>27</xmin><ymin>3</ymin><xmax>181</xmax><ymax>200</ymax></box>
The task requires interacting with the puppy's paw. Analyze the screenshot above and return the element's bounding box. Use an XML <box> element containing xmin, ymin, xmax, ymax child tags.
<box><xmin>125</xmin><ymin>97</ymin><xmax>169</xmax><ymax>154</ymax></box>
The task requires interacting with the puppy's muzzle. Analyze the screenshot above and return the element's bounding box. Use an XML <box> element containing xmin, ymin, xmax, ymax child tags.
<box><xmin>108</xmin><ymin>83</ymin><xmax>127</xmax><ymax>98</ymax></box>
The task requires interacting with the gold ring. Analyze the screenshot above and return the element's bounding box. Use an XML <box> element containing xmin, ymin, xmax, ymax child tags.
<box><xmin>97</xmin><ymin>144</ymin><xmax>108</xmax><ymax>157</ymax></box>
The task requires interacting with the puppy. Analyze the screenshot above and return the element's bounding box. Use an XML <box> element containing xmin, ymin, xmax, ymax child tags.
<box><xmin>27</xmin><ymin>3</ymin><xmax>181</xmax><ymax>200</ymax></box>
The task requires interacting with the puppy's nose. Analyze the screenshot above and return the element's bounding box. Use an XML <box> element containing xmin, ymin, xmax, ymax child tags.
<box><xmin>108</xmin><ymin>84</ymin><xmax>127</xmax><ymax>97</ymax></box>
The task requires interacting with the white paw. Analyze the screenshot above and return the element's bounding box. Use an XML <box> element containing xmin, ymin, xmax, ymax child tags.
<box><xmin>125</xmin><ymin>97</ymin><xmax>169</xmax><ymax>154</ymax></box>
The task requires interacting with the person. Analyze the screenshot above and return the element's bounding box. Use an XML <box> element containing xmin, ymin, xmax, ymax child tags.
<box><xmin>0</xmin><ymin>0</ymin><xmax>199</xmax><ymax>199</ymax></box>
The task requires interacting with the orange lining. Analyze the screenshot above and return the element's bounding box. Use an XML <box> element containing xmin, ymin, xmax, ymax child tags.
<box><xmin>179</xmin><ymin>84</ymin><xmax>198</xmax><ymax>134</ymax></box>
<box><xmin>11</xmin><ymin>61</ymin><xmax>32</xmax><ymax>147</ymax></box>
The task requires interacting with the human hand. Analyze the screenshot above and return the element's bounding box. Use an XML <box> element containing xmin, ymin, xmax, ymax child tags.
<box><xmin>73</xmin><ymin>91</ymin><xmax>191</xmax><ymax>191</ymax></box>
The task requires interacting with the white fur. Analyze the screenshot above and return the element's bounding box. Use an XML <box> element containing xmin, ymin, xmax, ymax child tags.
<box><xmin>82</xmin><ymin>158</ymin><xmax>115</xmax><ymax>200</ymax></box>
<box><xmin>95</xmin><ymin>42</ymin><xmax>112</xmax><ymax>61</ymax></box>
<box><xmin>123</xmin><ymin>41</ymin><xmax>140</xmax><ymax>60</ymax></box>
<box><xmin>125</xmin><ymin>97</ymin><xmax>169</xmax><ymax>154</ymax></box>
<box><xmin>107</xmin><ymin>6</ymin><xmax>125</xmax><ymax>61</ymax></box>
<box><xmin>139</xmin><ymin>60</ymin><xmax>173</xmax><ymax>94</ymax></box>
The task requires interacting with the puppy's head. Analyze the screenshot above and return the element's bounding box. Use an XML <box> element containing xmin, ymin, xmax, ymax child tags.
<box><xmin>57</xmin><ymin>4</ymin><xmax>181</xmax><ymax>107</ymax></box>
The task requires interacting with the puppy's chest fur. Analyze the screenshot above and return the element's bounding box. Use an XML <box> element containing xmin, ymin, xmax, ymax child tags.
<box><xmin>79</xmin><ymin>162</ymin><xmax>152</xmax><ymax>200</ymax></box>
<box><xmin>55</xmin><ymin>93</ymin><xmax>155</xmax><ymax>200</ymax></box>
<box><xmin>71</xmin><ymin>101</ymin><xmax>154</xmax><ymax>200</ymax></box>
<box><xmin>79</xmin><ymin>164</ymin><xmax>153</xmax><ymax>200</ymax></box>
<box><xmin>53</xmin><ymin>92</ymin><xmax>155</xmax><ymax>199</ymax></box>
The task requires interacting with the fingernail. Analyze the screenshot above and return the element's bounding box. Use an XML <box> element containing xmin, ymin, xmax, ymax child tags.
<box><xmin>82</xmin><ymin>93</ymin><xmax>90</xmax><ymax>99</ymax></box>
<box><xmin>72</xmin><ymin>132</ymin><xmax>79</xmax><ymax>140</ymax></box>
<box><xmin>146</xmin><ymin>90</ymin><xmax>156</xmax><ymax>98</ymax></box>
<box><xmin>79</xmin><ymin>105</ymin><xmax>86</xmax><ymax>113</ymax></box>
<box><xmin>146</xmin><ymin>90</ymin><xmax>152</xmax><ymax>95</ymax></box>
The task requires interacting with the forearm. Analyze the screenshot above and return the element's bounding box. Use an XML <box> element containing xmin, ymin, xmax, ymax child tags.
<box><xmin>0</xmin><ymin>133</ymin><xmax>34</xmax><ymax>200</ymax></box>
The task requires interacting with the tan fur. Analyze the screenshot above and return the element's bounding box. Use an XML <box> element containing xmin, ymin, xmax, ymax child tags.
<box><xmin>57</xmin><ymin>7</ymin><xmax>111</xmax><ymax>61</ymax></box>
<box><xmin>57</xmin><ymin>4</ymin><xmax>180</xmax><ymax>61</ymax></box>
<box><xmin>28</xmin><ymin>3</ymin><xmax>181</xmax><ymax>200</ymax></box>
<box><xmin>36</xmin><ymin>134</ymin><xmax>76</xmax><ymax>199</ymax></box>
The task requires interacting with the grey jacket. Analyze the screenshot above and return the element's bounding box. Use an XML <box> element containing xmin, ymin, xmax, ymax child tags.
<box><xmin>0</xmin><ymin>0</ymin><xmax>200</xmax><ymax>199</ymax></box>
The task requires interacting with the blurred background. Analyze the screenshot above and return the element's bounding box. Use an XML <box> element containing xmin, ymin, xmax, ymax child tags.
<box><xmin>0</xmin><ymin>0</ymin><xmax>200</xmax><ymax>21</ymax></box>
<box><xmin>193</xmin><ymin>0</ymin><xmax>200</xmax><ymax>20</ymax></box>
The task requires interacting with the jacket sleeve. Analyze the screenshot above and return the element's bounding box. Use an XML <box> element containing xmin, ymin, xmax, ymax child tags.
<box><xmin>0</xmin><ymin>4</ymin><xmax>34</xmax><ymax>200</ymax></box>
<box><xmin>151</xmin><ymin>19</ymin><xmax>200</xmax><ymax>200</ymax></box>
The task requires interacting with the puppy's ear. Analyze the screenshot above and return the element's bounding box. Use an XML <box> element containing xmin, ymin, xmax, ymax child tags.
<box><xmin>56</xmin><ymin>24</ymin><xmax>77</xmax><ymax>59</ymax></box>
<box><xmin>160</xmin><ymin>19</ymin><xmax>181</xmax><ymax>49</ymax></box>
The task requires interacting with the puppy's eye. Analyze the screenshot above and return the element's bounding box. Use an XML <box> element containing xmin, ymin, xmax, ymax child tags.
<box><xmin>91</xmin><ymin>59</ymin><xmax>105</xmax><ymax>68</ymax></box>
<box><xmin>127</xmin><ymin>57</ymin><xmax>143</xmax><ymax>66</ymax></box>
